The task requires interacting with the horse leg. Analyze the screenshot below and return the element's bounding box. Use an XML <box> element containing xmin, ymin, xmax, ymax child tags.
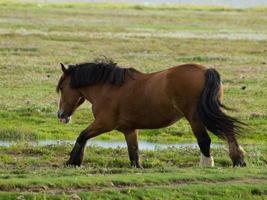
<box><xmin>225</xmin><ymin>134</ymin><xmax>246</xmax><ymax>167</ymax></box>
<box><xmin>66</xmin><ymin>121</ymin><xmax>110</xmax><ymax>166</ymax></box>
<box><xmin>123</xmin><ymin>129</ymin><xmax>142</xmax><ymax>168</ymax></box>
<box><xmin>189</xmin><ymin>119</ymin><xmax>214</xmax><ymax>167</ymax></box>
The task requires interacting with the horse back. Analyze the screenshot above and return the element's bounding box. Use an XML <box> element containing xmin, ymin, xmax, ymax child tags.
<box><xmin>112</xmin><ymin>64</ymin><xmax>207</xmax><ymax>130</ymax></box>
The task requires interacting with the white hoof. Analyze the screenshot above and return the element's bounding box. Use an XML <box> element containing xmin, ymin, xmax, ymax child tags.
<box><xmin>199</xmin><ymin>153</ymin><xmax>214</xmax><ymax>167</ymax></box>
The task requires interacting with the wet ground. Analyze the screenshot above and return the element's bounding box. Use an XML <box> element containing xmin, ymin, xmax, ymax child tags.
<box><xmin>0</xmin><ymin>139</ymin><xmax>224</xmax><ymax>150</ymax></box>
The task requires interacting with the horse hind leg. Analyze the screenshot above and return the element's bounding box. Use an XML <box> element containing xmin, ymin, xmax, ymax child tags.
<box><xmin>188</xmin><ymin>113</ymin><xmax>245</xmax><ymax>167</ymax></box>
<box><xmin>225</xmin><ymin>133</ymin><xmax>246</xmax><ymax>167</ymax></box>
<box><xmin>188</xmin><ymin>116</ymin><xmax>214</xmax><ymax>167</ymax></box>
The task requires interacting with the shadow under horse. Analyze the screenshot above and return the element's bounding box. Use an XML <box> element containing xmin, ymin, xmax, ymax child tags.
<box><xmin>56</xmin><ymin>59</ymin><xmax>246</xmax><ymax>168</ymax></box>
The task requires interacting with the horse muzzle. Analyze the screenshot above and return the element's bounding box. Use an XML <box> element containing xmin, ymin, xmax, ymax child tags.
<box><xmin>57</xmin><ymin>110</ymin><xmax>71</xmax><ymax>124</ymax></box>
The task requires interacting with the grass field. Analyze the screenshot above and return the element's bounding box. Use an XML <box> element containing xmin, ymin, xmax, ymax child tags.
<box><xmin>0</xmin><ymin>1</ymin><xmax>267</xmax><ymax>199</ymax></box>
<box><xmin>0</xmin><ymin>144</ymin><xmax>266</xmax><ymax>199</ymax></box>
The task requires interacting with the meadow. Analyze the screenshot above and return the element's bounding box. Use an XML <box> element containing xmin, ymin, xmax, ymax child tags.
<box><xmin>0</xmin><ymin>1</ymin><xmax>267</xmax><ymax>199</ymax></box>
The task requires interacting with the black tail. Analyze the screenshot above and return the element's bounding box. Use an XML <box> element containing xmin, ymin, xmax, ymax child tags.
<box><xmin>197</xmin><ymin>68</ymin><xmax>245</xmax><ymax>139</ymax></box>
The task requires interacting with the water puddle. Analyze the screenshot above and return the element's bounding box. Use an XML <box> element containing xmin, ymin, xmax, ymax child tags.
<box><xmin>0</xmin><ymin>140</ymin><xmax>224</xmax><ymax>150</ymax></box>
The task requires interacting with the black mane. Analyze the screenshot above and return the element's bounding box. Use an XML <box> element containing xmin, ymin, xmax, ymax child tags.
<box><xmin>57</xmin><ymin>59</ymin><xmax>138</xmax><ymax>92</ymax></box>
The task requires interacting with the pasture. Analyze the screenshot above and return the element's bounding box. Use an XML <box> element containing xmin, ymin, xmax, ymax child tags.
<box><xmin>0</xmin><ymin>1</ymin><xmax>267</xmax><ymax>199</ymax></box>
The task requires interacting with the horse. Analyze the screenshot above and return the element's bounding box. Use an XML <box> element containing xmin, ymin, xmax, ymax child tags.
<box><xmin>56</xmin><ymin>58</ymin><xmax>246</xmax><ymax>168</ymax></box>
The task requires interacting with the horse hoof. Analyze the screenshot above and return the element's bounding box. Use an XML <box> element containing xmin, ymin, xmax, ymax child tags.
<box><xmin>199</xmin><ymin>154</ymin><xmax>214</xmax><ymax>167</ymax></box>
<box><xmin>131</xmin><ymin>162</ymin><xmax>143</xmax><ymax>169</ymax></box>
<box><xmin>136</xmin><ymin>164</ymin><xmax>143</xmax><ymax>169</ymax></box>
<box><xmin>233</xmin><ymin>160</ymin><xmax>246</xmax><ymax>167</ymax></box>
<box><xmin>65</xmin><ymin>159</ymin><xmax>82</xmax><ymax>167</ymax></box>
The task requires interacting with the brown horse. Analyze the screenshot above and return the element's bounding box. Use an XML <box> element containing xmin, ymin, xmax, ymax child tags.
<box><xmin>56</xmin><ymin>59</ymin><xmax>246</xmax><ymax>168</ymax></box>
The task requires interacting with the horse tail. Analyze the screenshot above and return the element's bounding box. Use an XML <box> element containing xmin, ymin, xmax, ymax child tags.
<box><xmin>197</xmin><ymin>68</ymin><xmax>245</xmax><ymax>139</ymax></box>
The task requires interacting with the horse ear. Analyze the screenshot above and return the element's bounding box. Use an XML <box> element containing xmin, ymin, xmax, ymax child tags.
<box><xmin>60</xmin><ymin>63</ymin><xmax>66</xmax><ymax>73</ymax></box>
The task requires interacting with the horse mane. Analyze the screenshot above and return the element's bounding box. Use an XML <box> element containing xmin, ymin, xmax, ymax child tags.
<box><xmin>57</xmin><ymin>58</ymin><xmax>139</xmax><ymax>92</ymax></box>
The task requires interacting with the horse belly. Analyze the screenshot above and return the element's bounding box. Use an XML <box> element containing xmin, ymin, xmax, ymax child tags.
<box><xmin>138</xmin><ymin>114</ymin><xmax>183</xmax><ymax>129</ymax></box>
<box><xmin>118</xmin><ymin>107</ymin><xmax>183</xmax><ymax>130</ymax></box>
<box><xmin>117</xmin><ymin>72</ymin><xmax>184</xmax><ymax>130</ymax></box>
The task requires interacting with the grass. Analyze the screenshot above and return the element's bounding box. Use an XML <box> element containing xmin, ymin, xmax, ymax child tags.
<box><xmin>0</xmin><ymin>144</ymin><xmax>266</xmax><ymax>199</ymax></box>
<box><xmin>0</xmin><ymin>1</ymin><xmax>267</xmax><ymax>199</ymax></box>
<box><xmin>0</xmin><ymin>1</ymin><xmax>266</xmax><ymax>143</ymax></box>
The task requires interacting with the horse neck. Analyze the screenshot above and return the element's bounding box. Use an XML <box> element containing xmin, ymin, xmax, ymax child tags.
<box><xmin>79</xmin><ymin>71</ymin><xmax>142</xmax><ymax>104</ymax></box>
<box><xmin>78</xmin><ymin>85</ymin><xmax>102</xmax><ymax>104</ymax></box>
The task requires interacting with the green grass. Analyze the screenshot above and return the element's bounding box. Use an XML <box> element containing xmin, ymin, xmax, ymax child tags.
<box><xmin>0</xmin><ymin>1</ymin><xmax>267</xmax><ymax>143</ymax></box>
<box><xmin>0</xmin><ymin>1</ymin><xmax>267</xmax><ymax>199</ymax></box>
<box><xmin>0</xmin><ymin>144</ymin><xmax>266</xmax><ymax>199</ymax></box>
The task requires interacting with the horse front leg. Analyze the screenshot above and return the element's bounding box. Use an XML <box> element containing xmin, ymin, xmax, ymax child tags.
<box><xmin>123</xmin><ymin>129</ymin><xmax>142</xmax><ymax>168</ymax></box>
<box><xmin>66</xmin><ymin>121</ymin><xmax>110</xmax><ymax>166</ymax></box>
